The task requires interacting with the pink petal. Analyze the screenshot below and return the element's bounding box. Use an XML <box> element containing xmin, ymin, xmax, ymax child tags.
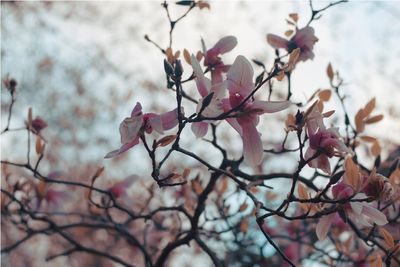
<box><xmin>222</xmin><ymin>99</ymin><xmax>242</xmax><ymax>135</ymax></box>
<box><xmin>120</xmin><ymin>116</ymin><xmax>143</xmax><ymax>144</ymax></box>
<box><xmin>305</xmin><ymin>148</ymin><xmax>331</xmax><ymax>174</ymax></box>
<box><xmin>105</xmin><ymin>136</ymin><xmax>140</xmax><ymax>158</ymax></box>
<box><xmin>148</xmin><ymin>115</ymin><xmax>164</xmax><ymax>134</ymax></box>
<box><xmin>211</xmin><ymin>68</ymin><xmax>223</xmax><ymax>85</ymax></box>
<box><xmin>212</xmin><ymin>36</ymin><xmax>237</xmax><ymax>54</ymax></box>
<box><xmin>191</xmin><ymin>55</ymin><xmax>211</xmax><ymax>97</ymax></box>
<box><xmin>350</xmin><ymin>202</ymin><xmax>363</xmax><ymax>215</ymax></box>
<box><xmin>266</xmin><ymin>34</ymin><xmax>289</xmax><ymax>49</ymax></box>
<box><xmin>238</xmin><ymin>119</ymin><xmax>263</xmax><ymax>166</ymax></box>
<box><xmin>160</xmin><ymin>108</ymin><xmax>180</xmax><ymax>131</ymax></box>
<box><xmin>191</xmin><ymin>122</ymin><xmax>209</xmax><ymax>138</ymax></box>
<box><xmin>108</xmin><ymin>175</ymin><xmax>137</xmax><ymax>198</ymax></box>
<box><xmin>316</xmin><ymin>213</ymin><xmax>335</xmax><ymax>240</ymax></box>
<box><xmin>131</xmin><ymin>102</ymin><xmax>143</xmax><ymax>117</ymax></box>
<box><xmin>251</xmin><ymin>100</ymin><xmax>291</xmax><ymax>114</ymax></box>
<box><xmin>227</xmin><ymin>55</ymin><xmax>254</xmax><ymax>97</ymax></box>
<box><xmin>362</xmin><ymin>205</ymin><xmax>388</xmax><ymax>225</ymax></box>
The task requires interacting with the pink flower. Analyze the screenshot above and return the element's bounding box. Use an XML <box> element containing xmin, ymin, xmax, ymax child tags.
<box><xmin>316</xmin><ymin>181</ymin><xmax>388</xmax><ymax>240</ymax></box>
<box><xmin>305</xmin><ymin>128</ymin><xmax>351</xmax><ymax>174</ymax></box>
<box><xmin>31</xmin><ymin>116</ymin><xmax>48</xmax><ymax>133</ymax></box>
<box><xmin>267</xmin><ymin>26</ymin><xmax>318</xmax><ymax>62</ymax></box>
<box><xmin>223</xmin><ymin>55</ymin><xmax>290</xmax><ymax>166</ymax></box>
<box><xmin>190</xmin><ymin>55</ymin><xmax>225</xmax><ymax>138</ymax></box>
<box><xmin>304</xmin><ymin>103</ymin><xmax>351</xmax><ymax>174</ymax></box>
<box><xmin>105</xmin><ymin>102</ymin><xmax>180</xmax><ymax>158</ymax></box>
<box><xmin>202</xmin><ymin>36</ymin><xmax>237</xmax><ymax>84</ymax></box>
<box><xmin>35</xmin><ymin>177</ymin><xmax>69</xmax><ymax>211</ymax></box>
<box><xmin>107</xmin><ymin>175</ymin><xmax>137</xmax><ymax>198</ymax></box>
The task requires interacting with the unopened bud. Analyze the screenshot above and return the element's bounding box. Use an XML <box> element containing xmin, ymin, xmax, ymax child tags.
<box><xmin>174</xmin><ymin>59</ymin><xmax>183</xmax><ymax>78</ymax></box>
<box><xmin>163</xmin><ymin>59</ymin><xmax>174</xmax><ymax>76</ymax></box>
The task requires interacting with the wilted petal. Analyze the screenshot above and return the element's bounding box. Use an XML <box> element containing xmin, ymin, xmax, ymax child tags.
<box><xmin>316</xmin><ymin>213</ymin><xmax>335</xmax><ymax>240</ymax></box>
<box><xmin>362</xmin><ymin>204</ymin><xmax>388</xmax><ymax>225</ymax></box>
<box><xmin>251</xmin><ymin>100</ymin><xmax>291</xmax><ymax>114</ymax></box>
<box><xmin>267</xmin><ymin>34</ymin><xmax>289</xmax><ymax>49</ymax></box>
<box><xmin>191</xmin><ymin>55</ymin><xmax>211</xmax><ymax>97</ymax></box>
<box><xmin>105</xmin><ymin>137</ymin><xmax>140</xmax><ymax>158</ymax></box>
<box><xmin>191</xmin><ymin>122</ymin><xmax>209</xmax><ymax>138</ymax></box>
<box><xmin>227</xmin><ymin>55</ymin><xmax>254</xmax><ymax>96</ymax></box>
<box><xmin>239</xmin><ymin>119</ymin><xmax>263</xmax><ymax>166</ymax></box>
<box><xmin>213</xmin><ymin>36</ymin><xmax>237</xmax><ymax>54</ymax></box>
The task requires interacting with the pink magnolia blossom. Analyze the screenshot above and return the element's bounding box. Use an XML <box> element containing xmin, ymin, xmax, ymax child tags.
<box><xmin>316</xmin><ymin>180</ymin><xmax>388</xmax><ymax>240</ymax></box>
<box><xmin>304</xmin><ymin>104</ymin><xmax>351</xmax><ymax>174</ymax></box>
<box><xmin>305</xmin><ymin>128</ymin><xmax>351</xmax><ymax>174</ymax></box>
<box><xmin>105</xmin><ymin>102</ymin><xmax>180</xmax><ymax>158</ymax></box>
<box><xmin>34</xmin><ymin>174</ymin><xmax>69</xmax><ymax>211</ymax></box>
<box><xmin>31</xmin><ymin>116</ymin><xmax>48</xmax><ymax>133</ymax></box>
<box><xmin>190</xmin><ymin>55</ymin><xmax>225</xmax><ymax>138</ymax></box>
<box><xmin>223</xmin><ymin>55</ymin><xmax>290</xmax><ymax>166</ymax></box>
<box><xmin>107</xmin><ymin>175</ymin><xmax>137</xmax><ymax>198</ymax></box>
<box><xmin>267</xmin><ymin>26</ymin><xmax>318</xmax><ymax>62</ymax></box>
<box><xmin>202</xmin><ymin>36</ymin><xmax>237</xmax><ymax>84</ymax></box>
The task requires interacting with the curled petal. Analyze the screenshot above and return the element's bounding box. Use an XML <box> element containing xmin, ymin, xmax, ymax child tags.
<box><xmin>316</xmin><ymin>213</ymin><xmax>335</xmax><ymax>240</ymax></box>
<box><xmin>191</xmin><ymin>122</ymin><xmax>209</xmax><ymax>138</ymax></box>
<box><xmin>267</xmin><ymin>34</ymin><xmax>289</xmax><ymax>49</ymax></box>
<box><xmin>227</xmin><ymin>55</ymin><xmax>254</xmax><ymax>96</ymax></box>
<box><xmin>212</xmin><ymin>36</ymin><xmax>237</xmax><ymax>54</ymax></box>
<box><xmin>105</xmin><ymin>136</ymin><xmax>140</xmax><ymax>158</ymax></box>
<box><xmin>251</xmin><ymin>100</ymin><xmax>291</xmax><ymax>114</ymax></box>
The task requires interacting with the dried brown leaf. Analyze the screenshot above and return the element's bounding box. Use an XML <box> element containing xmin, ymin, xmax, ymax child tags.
<box><xmin>327</xmin><ymin>63</ymin><xmax>334</xmax><ymax>82</ymax></box>
<box><xmin>365</xmin><ymin>114</ymin><xmax>384</xmax><ymax>124</ymax></box>
<box><xmin>318</xmin><ymin>89</ymin><xmax>332</xmax><ymax>102</ymax></box>
<box><xmin>183</xmin><ymin>49</ymin><xmax>191</xmax><ymax>64</ymax></box>
<box><xmin>379</xmin><ymin>227</ymin><xmax>395</xmax><ymax>249</ymax></box>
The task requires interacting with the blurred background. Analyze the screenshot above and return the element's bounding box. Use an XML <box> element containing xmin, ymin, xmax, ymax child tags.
<box><xmin>1</xmin><ymin>1</ymin><xmax>400</xmax><ymax>266</ymax></box>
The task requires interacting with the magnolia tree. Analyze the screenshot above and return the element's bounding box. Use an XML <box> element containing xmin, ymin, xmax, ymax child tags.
<box><xmin>1</xmin><ymin>1</ymin><xmax>400</xmax><ymax>267</ymax></box>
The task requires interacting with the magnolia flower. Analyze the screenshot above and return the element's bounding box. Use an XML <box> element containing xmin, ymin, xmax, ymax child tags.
<box><xmin>105</xmin><ymin>102</ymin><xmax>180</xmax><ymax>158</ymax></box>
<box><xmin>190</xmin><ymin>55</ymin><xmax>225</xmax><ymax>138</ymax></box>
<box><xmin>223</xmin><ymin>55</ymin><xmax>290</xmax><ymax>166</ymax></box>
<box><xmin>305</xmin><ymin>128</ymin><xmax>351</xmax><ymax>174</ymax></box>
<box><xmin>304</xmin><ymin>103</ymin><xmax>351</xmax><ymax>174</ymax></box>
<box><xmin>202</xmin><ymin>36</ymin><xmax>237</xmax><ymax>84</ymax></box>
<box><xmin>267</xmin><ymin>26</ymin><xmax>318</xmax><ymax>62</ymax></box>
<box><xmin>31</xmin><ymin>116</ymin><xmax>48</xmax><ymax>133</ymax></box>
<box><xmin>107</xmin><ymin>175</ymin><xmax>137</xmax><ymax>199</ymax></box>
<box><xmin>316</xmin><ymin>180</ymin><xmax>388</xmax><ymax>241</ymax></box>
<box><xmin>34</xmin><ymin>176</ymin><xmax>69</xmax><ymax>211</ymax></box>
